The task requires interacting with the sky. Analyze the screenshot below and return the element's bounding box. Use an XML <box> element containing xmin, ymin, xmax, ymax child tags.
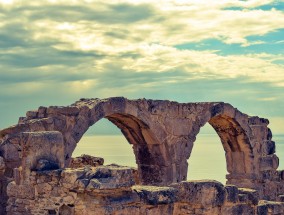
<box><xmin>0</xmin><ymin>0</ymin><xmax>284</xmax><ymax>135</ymax></box>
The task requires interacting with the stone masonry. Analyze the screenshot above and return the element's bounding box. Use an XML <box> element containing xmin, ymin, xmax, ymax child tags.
<box><xmin>6</xmin><ymin>164</ymin><xmax>284</xmax><ymax>215</ymax></box>
<box><xmin>0</xmin><ymin>97</ymin><xmax>283</xmax><ymax>214</ymax></box>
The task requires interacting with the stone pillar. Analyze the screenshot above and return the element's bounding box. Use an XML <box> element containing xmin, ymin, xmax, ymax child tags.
<box><xmin>133</xmin><ymin>143</ymin><xmax>174</xmax><ymax>185</ymax></box>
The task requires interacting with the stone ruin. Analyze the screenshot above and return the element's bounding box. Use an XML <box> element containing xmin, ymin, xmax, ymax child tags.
<box><xmin>0</xmin><ymin>97</ymin><xmax>283</xmax><ymax>214</ymax></box>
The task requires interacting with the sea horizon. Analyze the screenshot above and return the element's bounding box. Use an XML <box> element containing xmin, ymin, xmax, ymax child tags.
<box><xmin>73</xmin><ymin>133</ymin><xmax>284</xmax><ymax>184</ymax></box>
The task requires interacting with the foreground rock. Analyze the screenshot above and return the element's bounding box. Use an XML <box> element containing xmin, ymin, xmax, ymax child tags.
<box><xmin>6</xmin><ymin>166</ymin><xmax>284</xmax><ymax>215</ymax></box>
<box><xmin>70</xmin><ymin>154</ymin><xmax>104</xmax><ymax>168</ymax></box>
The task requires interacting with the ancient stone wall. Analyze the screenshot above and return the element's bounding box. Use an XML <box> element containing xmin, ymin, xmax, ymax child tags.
<box><xmin>6</xmin><ymin>164</ymin><xmax>284</xmax><ymax>215</ymax></box>
<box><xmin>0</xmin><ymin>97</ymin><xmax>284</xmax><ymax>214</ymax></box>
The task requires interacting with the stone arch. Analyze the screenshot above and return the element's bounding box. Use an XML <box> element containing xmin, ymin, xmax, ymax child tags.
<box><xmin>0</xmin><ymin>97</ymin><xmax>277</xmax><ymax>188</ymax></box>
<box><xmin>182</xmin><ymin>103</ymin><xmax>259</xmax><ymax>186</ymax></box>
<box><xmin>62</xmin><ymin>98</ymin><xmax>171</xmax><ymax>185</ymax></box>
<box><xmin>1</xmin><ymin>97</ymin><xmax>283</xmax><ymax>214</ymax></box>
<box><xmin>208</xmin><ymin>114</ymin><xmax>254</xmax><ymax>176</ymax></box>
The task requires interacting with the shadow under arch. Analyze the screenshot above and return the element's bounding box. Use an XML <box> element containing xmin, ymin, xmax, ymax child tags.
<box><xmin>68</xmin><ymin>110</ymin><xmax>169</xmax><ymax>185</ymax></box>
<box><xmin>207</xmin><ymin>113</ymin><xmax>254</xmax><ymax>181</ymax></box>
<box><xmin>184</xmin><ymin>103</ymin><xmax>255</xmax><ymax>185</ymax></box>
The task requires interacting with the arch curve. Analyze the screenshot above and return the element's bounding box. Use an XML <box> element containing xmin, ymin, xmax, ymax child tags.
<box><xmin>208</xmin><ymin>113</ymin><xmax>254</xmax><ymax>176</ymax></box>
<box><xmin>58</xmin><ymin>99</ymin><xmax>171</xmax><ymax>185</ymax></box>
<box><xmin>0</xmin><ymin>97</ymin><xmax>278</xmax><ymax>187</ymax></box>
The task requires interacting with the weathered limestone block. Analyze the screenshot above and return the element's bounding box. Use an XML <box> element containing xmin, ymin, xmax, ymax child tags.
<box><xmin>26</xmin><ymin>110</ymin><xmax>38</xmax><ymax>119</ymax></box>
<box><xmin>138</xmin><ymin>164</ymin><xmax>171</xmax><ymax>185</ymax></box>
<box><xmin>164</xmin><ymin>117</ymin><xmax>192</xmax><ymax>136</ymax></box>
<box><xmin>18</xmin><ymin>116</ymin><xmax>26</xmax><ymax>124</ymax></box>
<box><xmin>132</xmin><ymin>185</ymin><xmax>177</xmax><ymax>205</ymax></box>
<box><xmin>277</xmin><ymin>195</ymin><xmax>284</xmax><ymax>202</ymax></box>
<box><xmin>248</xmin><ymin>116</ymin><xmax>269</xmax><ymax>126</ymax></box>
<box><xmin>85</xmin><ymin>165</ymin><xmax>138</xmax><ymax>190</ymax></box>
<box><xmin>70</xmin><ymin>154</ymin><xmax>104</xmax><ymax>168</ymax></box>
<box><xmin>7</xmin><ymin>181</ymin><xmax>35</xmax><ymax>199</ymax></box>
<box><xmin>221</xmin><ymin>204</ymin><xmax>254</xmax><ymax>215</ymax></box>
<box><xmin>92</xmin><ymin>190</ymin><xmax>139</xmax><ymax>206</ymax></box>
<box><xmin>257</xmin><ymin>200</ymin><xmax>284</xmax><ymax>215</ymax></box>
<box><xmin>38</xmin><ymin>106</ymin><xmax>47</xmax><ymax>118</ymax></box>
<box><xmin>27</xmin><ymin>119</ymin><xmax>47</xmax><ymax>132</ymax></box>
<box><xmin>35</xmin><ymin>182</ymin><xmax>53</xmax><ymax>196</ymax></box>
<box><xmin>238</xmin><ymin>188</ymin><xmax>259</xmax><ymax>205</ymax></box>
<box><xmin>139</xmin><ymin>205</ymin><xmax>174</xmax><ymax>215</ymax></box>
<box><xmin>0</xmin><ymin>135</ymin><xmax>22</xmax><ymax>167</ymax></box>
<box><xmin>61</xmin><ymin>168</ymin><xmax>86</xmax><ymax>188</ymax></box>
<box><xmin>61</xmin><ymin>165</ymin><xmax>138</xmax><ymax>191</ymax></box>
<box><xmin>194</xmin><ymin>207</ymin><xmax>221</xmax><ymax>215</ymax></box>
<box><xmin>20</xmin><ymin>131</ymin><xmax>65</xmax><ymax>182</ymax></box>
<box><xmin>171</xmin><ymin>180</ymin><xmax>226</xmax><ymax>207</ymax></box>
<box><xmin>225</xmin><ymin>185</ymin><xmax>239</xmax><ymax>203</ymax></box>
<box><xmin>262</xmin><ymin>141</ymin><xmax>276</xmax><ymax>155</ymax></box>
<box><xmin>251</xmin><ymin>125</ymin><xmax>270</xmax><ymax>144</ymax></box>
<box><xmin>58</xmin><ymin>204</ymin><xmax>75</xmax><ymax>215</ymax></box>
<box><xmin>259</xmin><ymin>155</ymin><xmax>279</xmax><ymax>171</ymax></box>
<box><xmin>238</xmin><ymin>193</ymin><xmax>249</xmax><ymax>203</ymax></box>
<box><xmin>0</xmin><ymin>156</ymin><xmax>5</xmax><ymax>175</ymax></box>
<box><xmin>262</xmin><ymin>181</ymin><xmax>280</xmax><ymax>200</ymax></box>
<box><xmin>46</xmin><ymin>106</ymin><xmax>80</xmax><ymax>116</ymax></box>
<box><xmin>173</xmin><ymin>203</ymin><xmax>195</xmax><ymax>215</ymax></box>
<box><xmin>261</xmin><ymin>170</ymin><xmax>277</xmax><ymax>181</ymax></box>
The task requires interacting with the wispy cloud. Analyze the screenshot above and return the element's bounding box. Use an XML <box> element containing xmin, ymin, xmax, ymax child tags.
<box><xmin>0</xmin><ymin>0</ymin><xmax>284</xmax><ymax>132</ymax></box>
<box><xmin>256</xmin><ymin>97</ymin><xmax>278</xmax><ymax>101</ymax></box>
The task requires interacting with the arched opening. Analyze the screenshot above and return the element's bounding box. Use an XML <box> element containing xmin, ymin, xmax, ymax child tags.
<box><xmin>209</xmin><ymin>114</ymin><xmax>254</xmax><ymax>177</ymax></box>
<box><xmin>186</xmin><ymin>113</ymin><xmax>254</xmax><ymax>185</ymax></box>
<box><xmin>187</xmin><ymin>123</ymin><xmax>227</xmax><ymax>183</ymax></box>
<box><xmin>72</xmin><ymin>118</ymin><xmax>136</xmax><ymax>167</ymax></box>
<box><xmin>68</xmin><ymin>109</ymin><xmax>169</xmax><ymax>185</ymax></box>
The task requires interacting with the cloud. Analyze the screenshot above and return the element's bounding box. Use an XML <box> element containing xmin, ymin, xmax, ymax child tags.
<box><xmin>1</xmin><ymin>1</ymin><xmax>284</xmax><ymax>49</ymax></box>
<box><xmin>256</xmin><ymin>97</ymin><xmax>277</xmax><ymax>101</ymax></box>
<box><xmin>0</xmin><ymin>0</ymin><xmax>284</xmax><ymax>131</ymax></box>
<box><xmin>93</xmin><ymin>44</ymin><xmax>284</xmax><ymax>86</ymax></box>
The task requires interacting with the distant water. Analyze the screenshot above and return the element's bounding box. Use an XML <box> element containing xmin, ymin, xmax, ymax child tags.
<box><xmin>73</xmin><ymin>134</ymin><xmax>284</xmax><ymax>184</ymax></box>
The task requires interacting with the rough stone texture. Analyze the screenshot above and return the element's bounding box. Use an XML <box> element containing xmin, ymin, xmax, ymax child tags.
<box><xmin>20</xmin><ymin>131</ymin><xmax>65</xmax><ymax>183</ymax></box>
<box><xmin>171</xmin><ymin>180</ymin><xmax>226</xmax><ymax>207</ymax></box>
<box><xmin>0</xmin><ymin>97</ymin><xmax>284</xmax><ymax>214</ymax></box>
<box><xmin>6</xmin><ymin>167</ymin><xmax>284</xmax><ymax>215</ymax></box>
<box><xmin>0</xmin><ymin>156</ymin><xmax>7</xmax><ymax>214</ymax></box>
<box><xmin>70</xmin><ymin>154</ymin><xmax>104</xmax><ymax>168</ymax></box>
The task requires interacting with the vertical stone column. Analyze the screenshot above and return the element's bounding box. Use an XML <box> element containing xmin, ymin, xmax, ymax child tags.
<box><xmin>133</xmin><ymin>143</ymin><xmax>174</xmax><ymax>185</ymax></box>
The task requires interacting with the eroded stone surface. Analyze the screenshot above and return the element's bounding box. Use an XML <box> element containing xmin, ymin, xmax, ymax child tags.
<box><xmin>0</xmin><ymin>156</ymin><xmax>5</xmax><ymax>174</ymax></box>
<box><xmin>171</xmin><ymin>180</ymin><xmax>226</xmax><ymax>207</ymax></box>
<box><xmin>6</xmin><ymin>167</ymin><xmax>284</xmax><ymax>215</ymax></box>
<box><xmin>70</xmin><ymin>154</ymin><xmax>104</xmax><ymax>168</ymax></box>
<box><xmin>0</xmin><ymin>97</ymin><xmax>283</xmax><ymax>214</ymax></box>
